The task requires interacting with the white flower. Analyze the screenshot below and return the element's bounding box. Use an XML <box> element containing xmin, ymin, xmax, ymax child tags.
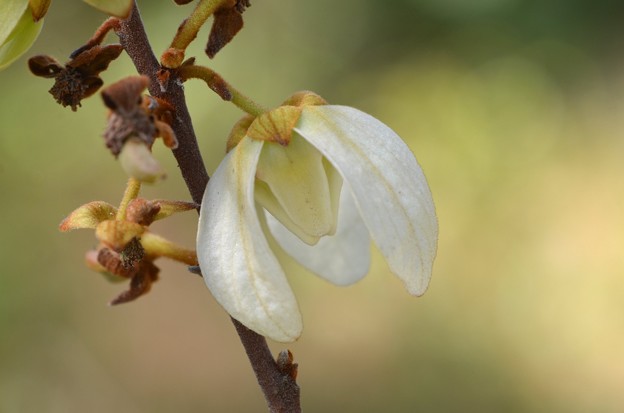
<box><xmin>197</xmin><ymin>103</ymin><xmax>438</xmax><ymax>342</ymax></box>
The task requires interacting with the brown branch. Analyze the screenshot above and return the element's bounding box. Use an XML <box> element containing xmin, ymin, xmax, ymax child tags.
<box><xmin>115</xmin><ymin>3</ymin><xmax>301</xmax><ymax>412</ymax></box>
<box><xmin>117</xmin><ymin>3</ymin><xmax>207</xmax><ymax>204</ymax></box>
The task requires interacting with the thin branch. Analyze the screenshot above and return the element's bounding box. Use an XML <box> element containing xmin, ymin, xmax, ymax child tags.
<box><xmin>116</xmin><ymin>3</ymin><xmax>301</xmax><ymax>412</ymax></box>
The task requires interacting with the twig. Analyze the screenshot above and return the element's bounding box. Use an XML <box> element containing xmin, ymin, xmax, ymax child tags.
<box><xmin>116</xmin><ymin>3</ymin><xmax>301</xmax><ymax>412</ymax></box>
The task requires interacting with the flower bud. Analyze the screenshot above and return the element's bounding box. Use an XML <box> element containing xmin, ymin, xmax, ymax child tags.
<box><xmin>118</xmin><ymin>138</ymin><xmax>166</xmax><ymax>183</ymax></box>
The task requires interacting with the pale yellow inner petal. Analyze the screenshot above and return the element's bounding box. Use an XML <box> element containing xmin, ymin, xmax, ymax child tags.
<box><xmin>254</xmin><ymin>133</ymin><xmax>342</xmax><ymax>245</ymax></box>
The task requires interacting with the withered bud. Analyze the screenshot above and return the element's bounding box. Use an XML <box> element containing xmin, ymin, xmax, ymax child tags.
<box><xmin>276</xmin><ymin>350</ymin><xmax>298</xmax><ymax>380</ymax></box>
<box><xmin>125</xmin><ymin>198</ymin><xmax>162</xmax><ymax>226</ymax></box>
<box><xmin>28</xmin><ymin>44</ymin><xmax>123</xmax><ymax>111</ymax></box>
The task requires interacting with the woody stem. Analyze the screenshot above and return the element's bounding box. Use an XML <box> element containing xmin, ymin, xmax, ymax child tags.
<box><xmin>116</xmin><ymin>3</ymin><xmax>301</xmax><ymax>413</ymax></box>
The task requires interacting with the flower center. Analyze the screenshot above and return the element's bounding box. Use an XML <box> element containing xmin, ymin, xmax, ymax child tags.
<box><xmin>254</xmin><ymin>134</ymin><xmax>342</xmax><ymax>245</ymax></box>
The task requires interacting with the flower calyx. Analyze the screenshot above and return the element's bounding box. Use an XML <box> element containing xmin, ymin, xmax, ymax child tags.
<box><xmin>226</xmin><ymin>91</ymin><xmax>328</xmax><ymax>151</ymax></box>
<box><xmin>101</xmin><ymin>75</ymin><xmax>178</xmax><ymax>183</ymax></box>
<box><xmin>61</xmin><ymin>190</ymin><xmax>198</xmax><ymax>305</ymax></box>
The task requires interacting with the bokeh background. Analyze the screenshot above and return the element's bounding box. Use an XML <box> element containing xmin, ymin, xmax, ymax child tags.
<box><xmin>1</xmin><ymin>0</ymin><xmax>624</xmax><ymax>411</ymax></box>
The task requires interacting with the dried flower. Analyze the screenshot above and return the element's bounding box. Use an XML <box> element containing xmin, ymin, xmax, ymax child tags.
<box><xmin>101</xmin><ymin>75</ymin><xmax>178</xmax><ymax>182</ymax></box>
<box><xmin>61</xmin><ymin>194</ymin><xmax>198</xmax><ymax>305</ymax></box>
<box><xmin>28</xmin><ymin>44</ymin><xmax>123</xmax><ymax>110</ymax></box>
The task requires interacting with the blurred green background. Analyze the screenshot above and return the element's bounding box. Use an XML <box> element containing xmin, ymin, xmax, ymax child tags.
<box><xmin>2</xmin><ymin>0</ymin><xmax>624</xmax><ymax>411</ymax></box>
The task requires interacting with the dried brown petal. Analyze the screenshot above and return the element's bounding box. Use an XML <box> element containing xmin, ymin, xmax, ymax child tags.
<box><xmin>28</xmin><ymin>55</ymin><xmax>63</xmax><ymax>78</ymax></box>
<box><xmin>206</xmin><ymin>1</ymin><xmax>245</xmax><ymax>58</ymax></box>
<box><xmin>97</xmin><ymin>247</ymin><xmax>137</xmax><ymax>278</ymax></box>
<box><xmin>71</xmin><ymin>44</ymin><xmax>123</xmax><ymax>75</ymax></box>
<box><xmin>235</xmin><ymin>0</ymin><xmax>251</xmax><ymax>14</ymax></box>
<box><xmin>155</xmin><ymin>120</ymin><xmax>178</xmax><ymax>149</ymax></box>
<box><xmin>109</xmin><ymin>261</ymin><xmax>160</xmax><ymax>305</ymax></box>
<box><xmin>101</xmin><ymin>75</ymin><xmax>149</xmax><ymax>112</ymax></box>
<box><xmin>86</xmin><ymin>250</ymin><xmax>109</xmax><ymax>273</ymax></box>
<box><xmin>86</xmin><ymin>250</ymin><xmax>128</xmax><ymax>283</ymax></box>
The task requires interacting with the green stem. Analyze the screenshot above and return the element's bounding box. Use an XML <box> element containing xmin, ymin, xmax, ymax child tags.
<box><xmin>140</xmin><ymin>232</ymin><xmax>198</xmax><ymax>266</ymax></box>
<box><xmin>178</xmin><ymin>64</ymin><xmax>268</xmax><ymax>117</ymax></box>
<box><xmin>116</xmin><ymin>177</ymin><xmax>141</xmax><ymax>220</ymax></box>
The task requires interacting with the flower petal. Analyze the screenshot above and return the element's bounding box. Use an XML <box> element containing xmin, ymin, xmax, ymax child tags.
<box><xmin>266</xmin><ymin>184</ymin><xmax>371</xmax><ymax>286</ymax></box>
<box><xmin>296</xmin><ymin>106</ymin><xmax>438</xmax><ymax>296</ymax></box>
<box><xmin>82</xmin><ymin>0</ymin><xmax>133</xmax><ymax>18</ymax></box>
<box><xmin>197</xmin><ymin>137</ymin><xmax>302</xmax><ymax>342</ymax></box>
<box><xmin>254</xmin><ymin>134</ymin><xmax>337</xmax><ymax>245</ymax></box>
<box><xmin>0</xmin><ymin>0</ymin><xmax>28</xmax><ymax>44</ymax></box>
<box><xmin>0</xmin><ymin>0</ymin><xmax>43</xmax><ymax>71</ymax></box>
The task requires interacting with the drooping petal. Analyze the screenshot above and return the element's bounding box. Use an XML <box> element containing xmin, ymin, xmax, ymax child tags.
<box><xmin>296</xmin><ymin>105</ymin><xmax>438</xmax><ymax>296</ymax></box>
<box><xmin>197</xmin><ymin>136</ymin><xmax>302</xmax><ymax>342</ymax></box>
<box><xmin>266</xmin><ymin>184</ymin><xmax>371</xmax><ymax>286</ymax></box>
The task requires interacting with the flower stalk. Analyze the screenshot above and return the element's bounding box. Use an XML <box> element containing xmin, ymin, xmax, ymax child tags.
<box><xmin>178</xmin><ymin>62</ymin><xmax>267</xmax><ymax>116</ymax></box>
<box><xmin>116</xmin><ymin>177</ymin><xmax>141</xmax><ymax>220</ymax></box>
